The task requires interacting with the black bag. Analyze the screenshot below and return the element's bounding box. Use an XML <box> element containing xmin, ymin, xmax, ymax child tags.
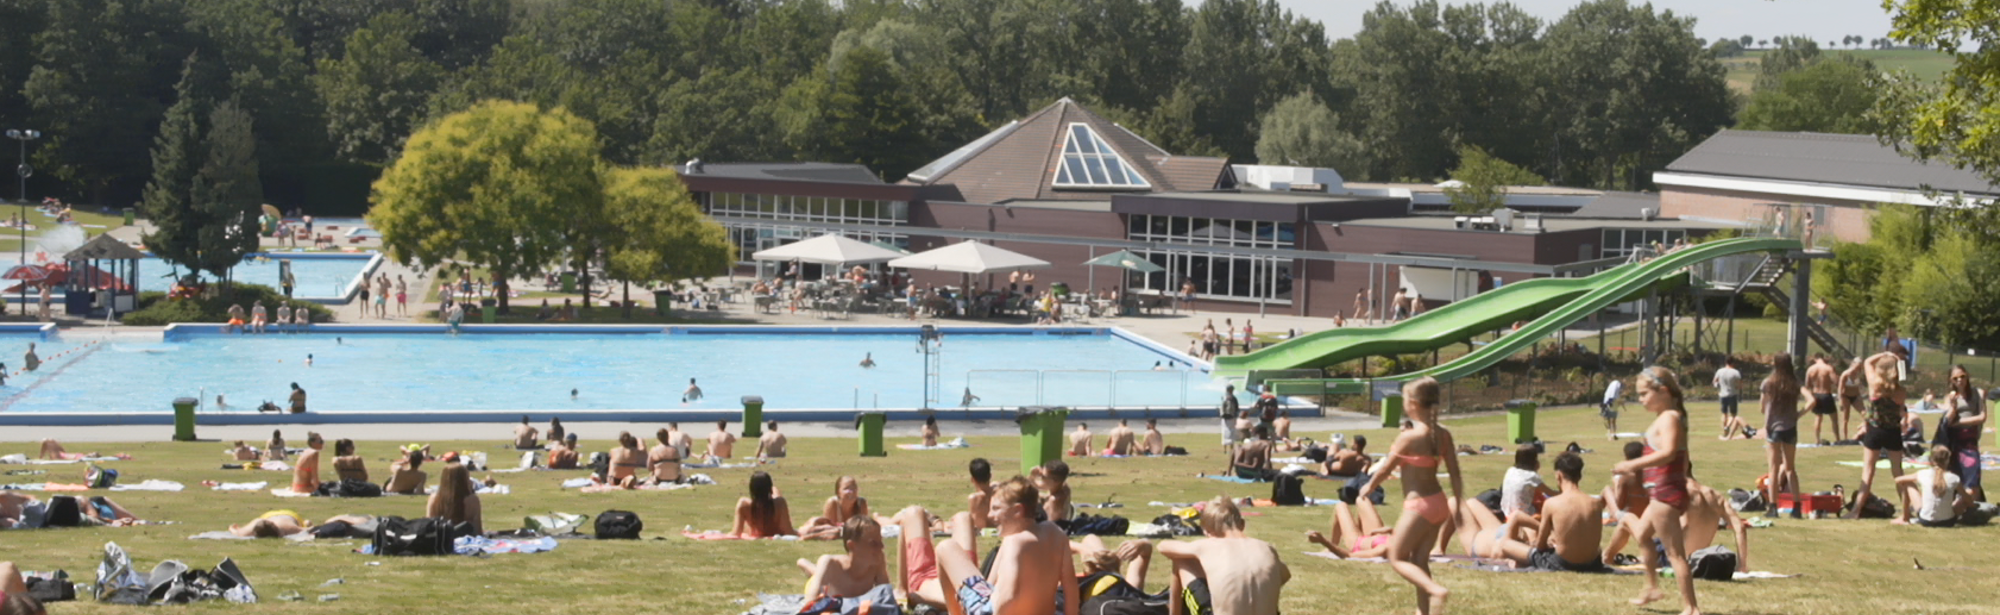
<box><xmin>1303</xmin><ymin>446</ymin><xmax>1328</xmax><ymax>463</ymax></box>
<box><xmin>587</xmin><ymin>452</ymin><xmax>611</xmax><ymax>482</ymax></box>
<box><xmin>1148</xmin><ymin>514</ymin><xmax>1200</xmax><ymax>537</ymax></box>
<box><xmin>1161</xmin><ymin>446</ymin><xmax>1188</xmax><ymax>456</ymax></box>
<box><xmin>1687</xmin><ymin>546</ymin><xmax>1737</xmax><ymax>581</ymax></box>
<box><xmin>1475</xmin><ymin>489</ymin><xmax>1505</xmax><ymax>517</ymax></box>
<box><xmin>1077</xmin><ymin>571</ymin><xmax>1168</xmax><ymax>615</ymax></box>
<box><xmin>1340</xmin><ymin>473</ymin><xmax>1384</xmax><ymax>505</ymax></box>
<box><xmin>1271</xmin><ymin>473</ymin><xmax>1306</xmax><ymax>506</ymax></box>
<box><xmin>594</xmin><ymin>510</ymin><xmax>643</xmax><ymax>539</ymax></box>
<box><xmin>24</xmin><ymin>570</ymin><xmax>76</xmax><ymax>602</ymax></box>
<box><xmin>316</xmin><ymin>479</ymin><xmax>383</xmax><ymax>498</ymax></box>
<box><xmin>1848</xmin><ymin>493</ymin><xmax>1895</xmax><ymax>519</ymax></box>
<box><xmin>371</xmin><ymin>516</ymin><xmax>465</xmax><ymax>556</ymax></box>
<box><xmin>44</xmin><ymin>495</ymin><xmax>82</xmax><ymax>527</ymax></box>
<box><xmin>1062</xmin><ymin>513</ymin><xmax>1129</xmax><ymax>536</ymax></box>
<box><xmin>1727</xmin><ymin>488</ymin><xmax>1766</xmax><ymax>513</ymax></box>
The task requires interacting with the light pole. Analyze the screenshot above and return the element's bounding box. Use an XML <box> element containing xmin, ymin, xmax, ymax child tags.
<box><xmin>6</xmin><ymin>129</ymin><xmax>40</xmax><ymax>311</ymax></box>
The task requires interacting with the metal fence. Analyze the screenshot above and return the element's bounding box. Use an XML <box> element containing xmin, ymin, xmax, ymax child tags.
<box><xmin>963</xmin><ymin>368</ymin><xmax>1200</xmax><ymax>410</ymax></box>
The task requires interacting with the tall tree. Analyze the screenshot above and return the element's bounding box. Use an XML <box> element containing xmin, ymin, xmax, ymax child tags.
<box><xmin>810</xmin><ymin>45</ymin><xmax>931</xmax><ymax>179</ymax></box>
<box><xmin>1539</xmin><ymin>0</ymin><xmax>1731</xmax><ymax>190</ymax></box>
<box><xmin>1444</xmin><ymin>144</ymin><xmax>1544</xmax><ymax>214</ymax></box>
<box><xmin>1737</xmin><ymin>59</ymin><xmax>1879</xmax><ymax>133</ymax></box>
<box><xmin>188</xmin><ymin>100</ymin><xmax>264</xmax><ymax>279</ymax></box>
<box><xmin>1177</xmin><ymin>0</ymin><xmax>1334</xmax><ymax>161</ymax></box>
<box><xmin>1254</xmin><ymin>92</ymin><xmax>1369</xmax><ymax>179</ymax></box>
<box><xmin>1874</xmin><ymin>0</ymin><xmax>2000</xmax><ymax>182</ymax></box>
<box><xmin>314</xmin><ymin>12</ymin><xmax>446</xmax><ymax>166</ymax></box>
<box><xmin>141</xmin><ymin>57</ymin><xmax>213</xmax><ymax>281</ymax></box>
<box><xmin>599</xmin><ymin>167</ymin><xmax>735</xmax><ymax>317</ymax></box>
<box><xmin>25</xmin><ymin>0</ymin><xmax>197</xmax><ymax>204</ymax></box>
<box><xmin>369</xmin><ymin>100</ymin><xmax>606</xmax><ymax>313</ymax></box>
<box><xmin>0</xmin><ymin>0</ymin><xmax>47</xmax><ymax>145</ymax></box>
<box><xmin>1753</xmin><ymin>35</ymin><xmax>1822</xmax><ymax>90</ymax></box>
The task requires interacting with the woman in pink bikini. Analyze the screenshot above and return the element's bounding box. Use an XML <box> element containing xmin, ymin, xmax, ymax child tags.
<box><xmin>1612</xmin><ymin>367</ymin><xmax>1699</xmax><ymax>615</ymax></box>
<box><xmin>1358</xmin><ymin>376</ymin><xmax>1462</xmax><ymax>615</ymax></box>
<box><xmin>1305</xmin><ymin>499</ymin><xmax>1396</xmax><ymax>559</ymax></box>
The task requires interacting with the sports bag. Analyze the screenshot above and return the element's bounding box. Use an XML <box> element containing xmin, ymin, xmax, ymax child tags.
<box><xmin>1687</xmin><ymin>546</ymin><xmax>1737</xmax><ymax>581</ymax></box>
<box><xmin>371</xmin><ymin>516</ymin><xmax>466</xmax><ymax>556</ymax></box>
<box><xmin>594</xmin><ymin>510</ymin><xmax>643</xmax><ymax>539</ymax></box>
<box><xmin>1271</xmin><ymin>473</ymin><xmax>1306</xmax><ymax>506</ymax></box>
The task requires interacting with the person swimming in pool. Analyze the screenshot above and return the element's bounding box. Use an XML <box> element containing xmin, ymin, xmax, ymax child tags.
<box><xmin>683</xmin><ymin>378</ymin><xmax>703</xmax><ymax>403</ymax></box>
<box><xmin>860</xmin><ymin>353</ymin><xmax>875</xmax><ymax>368</ymax></box>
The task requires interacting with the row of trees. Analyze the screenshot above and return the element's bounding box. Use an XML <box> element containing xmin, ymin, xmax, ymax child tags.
<box><xmin>371</xmin><ymin>101</ymin><xmax>734</xmax><ymax>313</ymax></box>
<box><xmin>1</xmin><ymin>0</ymin><xmax>1769</xmax><ymax>214</ymax></box>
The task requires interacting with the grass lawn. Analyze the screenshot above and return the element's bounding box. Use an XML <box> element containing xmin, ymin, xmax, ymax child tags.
<box><xmin>6</xmin><ymin>401</ymin><xmax>1996</xmax><ymax>614</ymax></box>
<box><xmin>1723</xmin><ymin>48</ymin><xmax>1955</xmax><ymax>93</ymax></box>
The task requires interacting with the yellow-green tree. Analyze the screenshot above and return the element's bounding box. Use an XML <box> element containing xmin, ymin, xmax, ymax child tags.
<box><xmin>369</xmin><ymin>100</ymin><xmax>604</xmax><ymax>313</ymax></box>
<box><xmin>600</xmin><ymin>167</ymin><xmax>735</xmax><ymax>317</ymax></box>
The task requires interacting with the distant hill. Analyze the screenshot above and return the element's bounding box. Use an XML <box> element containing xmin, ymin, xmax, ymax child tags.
<box><xmin>1722</xmin><ymin>49</ymin><xmax>1954</xmax><ymax>93</ymax></box>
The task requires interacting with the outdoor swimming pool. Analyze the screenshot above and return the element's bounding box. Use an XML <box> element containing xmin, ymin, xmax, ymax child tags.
<box><xmin>9</xmin><ymin>253</ymin><xmax>378</xmax><ymax>302</ymax></box>
<box><xmin>0</xmin><ymin>327</ymin><xmax>1214</xmax><ymax>418</ymax></box>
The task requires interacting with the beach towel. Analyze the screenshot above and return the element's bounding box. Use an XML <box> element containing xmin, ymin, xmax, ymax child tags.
<box><xmin>453</xmin><ymin>535</ymin><xmax>557</xmax><ymax>555</ymax></box>
<box><xmin>269</xmin><ymin>488</ymin><xmax>315</xmax><ymax>498</ymax></box>
<box><xmin>1202</xmin><ymin>475</ymin><xmax>1260</xmax><ymax>484</ymax></box>
<box><xmin>560</xmin><ymin>478</ymin><xmax>594</xmax><ymax>489</ymax></box>
<box><xmin>110</xmin><ymin>480</ymin><xmax>185</xmax><ymax>492</ymax></box>
<box><xmin>683</xmin><ymin>460</ymin><xmax>768</xmax><ymax>470</ymax></box>
<box><xmin>0</xmin><ymin>482</ymin><xmax>88</xmax><ymax>491</ymax></box>
<box><xmin>682</xmin><ymin>530</ymin><xmax>800</xmax><ymax>541</ymax></box>
<box><xmin>210</xmin><ymin>482</ymin><xmax>268</xmax><ymax>491</ymax></box>
<box><xmin>898</xmin><ymin>438</ymin><xmax>971</xmax><ymax>451</ymax></box>
<box><xmin>1272</xmin><ymin>457</ymin><xmax>1317</xmax><ymax>465</ymax></box>
<box><xmin>1838</xmin><ymin>459</ymin><xmax>1935</xmax><ymax>470</ymax></box>
<box><xmin>3</xmin><ymin>455</ymin><xmax>128</xmax><ymax>465</ymax></box>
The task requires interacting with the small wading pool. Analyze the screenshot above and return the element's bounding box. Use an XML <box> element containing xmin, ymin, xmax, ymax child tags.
<box><xmin>5</xmin><ymin>252</ymin><xmax>379</xmax><ymax>303</ymax></box>
<box><xmin>0</xmin><ymin>327</ymin><xmax>1215</xmax><ymax>421</ymax></box>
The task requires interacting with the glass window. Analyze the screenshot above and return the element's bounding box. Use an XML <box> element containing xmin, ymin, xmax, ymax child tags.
<box><xmin>1050</xmin><ymin>123</ymin><xmax>1151</xmax><ymax>189</ymax></box>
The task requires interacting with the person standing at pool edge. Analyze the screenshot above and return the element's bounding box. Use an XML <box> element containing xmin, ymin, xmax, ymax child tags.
<box><xmin>288</xmin><ymin>382</ymin><xmax>307</xmax><ymax>414</ymax></box>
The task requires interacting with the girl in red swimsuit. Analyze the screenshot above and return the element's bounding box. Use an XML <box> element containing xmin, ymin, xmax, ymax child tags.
<box><xmin>1357</xmin><ymin>376</ymin><xmax>1462</xmax><ymax>615</ymax></box>
<box><xmin>1613</xmin><ymin>367</ymin><xmax>1700</xmax><ymax>615</ymax></box>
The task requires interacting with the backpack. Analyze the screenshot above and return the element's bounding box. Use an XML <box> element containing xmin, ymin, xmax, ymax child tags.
<box><xmin>1339</xmin><ymin>473</ymin><xmax>1384</xmax><ymax>505</ymax></box>
<box><xmin>1302</xmin><ymin>446</ymin><xmax>1328</xmax><ymax>463</ymax></box>
<box><xmin>594</xmin><ymin>510</ymin><xmax>643</xmax><ymax>539</ymax></box>
<box><xmin>1475</xmin><ymin>489</ymin><xmax>1505</xmax><ymax>517</ymax></box>
<box><xmin>1687</xmin><ymin>546</ymin><xmax>1737</xmax><ymax>581</ymax></box>
<box><xmin>1271</xmin><ymin>473</ymin><xmax>1306</xmax><ymax>506</ymax></box>
<box><xmin>1848</xmin><ymin>493</ymin><xmax>1895</xmax><ymax>519</ymax></box>
<box><xmin>587</xmin><ymin>452</ymin><xmax>611</xmax><ymax>482</ymax></box>
<box><xmin>371</xmin><ymin>516</ymin><xmax>467</xmax><ymax>556</ymax></box>
<box><xmin>1077</xmin><ymin>571</ymin><xmax>1167</xmax><ymax>615</ymax></box>
<box><xmin>24</xmin><ymin>570</ymin><xmax>76</xmax><ymax>603</ymax></box>
<box><xmin>86</xmin><ymin>465</ymin><xmax>119</xmax><ymax>489</ymax></box>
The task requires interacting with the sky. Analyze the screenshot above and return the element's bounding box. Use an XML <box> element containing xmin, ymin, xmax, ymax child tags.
<box><xmin>1276</xmin><ymin>0</ymin><xmax>1899</xmax><ymax>45</ymax></box>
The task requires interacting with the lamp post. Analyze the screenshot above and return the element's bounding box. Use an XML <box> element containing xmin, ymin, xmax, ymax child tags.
<box><xmin>5</xmin><ymin>129</ymin><xmax>39</xmax><ymax>311</ymax></box>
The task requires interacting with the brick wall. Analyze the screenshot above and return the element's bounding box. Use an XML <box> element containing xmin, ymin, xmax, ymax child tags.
<box><xmin>1659</xmin><ymin>186</ymin><xmax>1875</xmax><ymax>243</ymax></box>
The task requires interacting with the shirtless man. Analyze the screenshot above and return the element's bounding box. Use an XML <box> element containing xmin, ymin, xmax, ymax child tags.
<box><xmin>1141</xmin><ymin>419</ymin><xmax>1166</xmax><ymax>456</ymax></box>
<box><xmin>936</xmin><ymin>476</ymin><xmax>1078</xmax><ymax>615</ymax></box>
<box><xmin>967</xmin><ymin>458</ymin><xmax>996</xmax><ymax>528</ymax></box>
<box><xmin>1273</xmin><ymin>411</ymin><xmax>1292</xmax><ymax>442</ymax></box>
<box><xmin>229</xmin><ymin>441</ymin><xmax>259</xmax><ymax>461</ymax></box>
<box><xmin>1160</xmin><ymin>496</ymin><xmax>1290</xmax><ymax>615</ymax></box>
<box><xmin>1103</xmin><ymin>419</ymin><xmax>1137</xmax><ymax>456</ymax></box>
<box><xmin>1527</xmin><ymin>452</ymin><xmax>1611</xmax><ymax>572</ymax></box>
<box><xmin>682</xmin><ymin>378</ymin><xmax>704</xmax><ymax>403</ymax></box>
<box><xmin>1849</xmin><ymin>341</ymin><xmax>1911</xmax><ymax>520</ymax></box>
<box><xmin>0</xmin><ymin>491</ymin><xmax>37</xmax><ymax>528</ymax></box>
<box><xmin>1837</xmin><ymin>356</ymin><xmax>1869</xmax><ymax>442</ymax></box>
<box><xmin>1033</xmin><ymin>460</ymin><xmax>1073</xmax><ymax>523</ymax></box>
<box><xmin>1804</xmin><ymin>355</ymin><xmax>1841</xmax><ymax>444</ymax></box>
<box><xmin>799</xmin><ymin>516</ymin><xmax>892</xmax><ymax>604</ymax></box>
<box><xmin>1231</xmin><ymin>424</ymin><xmax>1274</xmax><ymax>481</ymax></box>
<box><xmin>547</xmin><ymin>433</ymin><xmax>580</xmax><ymax>469</ymax></box>
<box><xmin>648</xmin><ymin>428</ymin><xmax>683</xmax><ymax>484</ymax></box>
<box><xmin>385</xmin><ymin>449</ymin><xmax>429</xmax><ymax>494</ymax></box>
<box><xmin>1323</xmin><ymin>435</ymin><xmax>1369</xmax><ymax>477</ymax></box>
<box><xmin>1678</xmin><ymin>478</ymin><xmax>1751</xmax><ymax>573</ymax></box>
<box><xmin>250</xmin><ymin>301</ymin><xmax>267</xmax><ymax>334</ymax></box>
<box><xmin>706</xmin><ymin>420</ymin><xmax>737</xmax><ymax>462</ymax></box>
<box><xmin>666</xmin><ymin>422</ymin><xmax>694</xmax><ymax>460</ymax></box>
<box><xmin>1067</xmin><ymin>422</ymin><xmax>1093</xmax><ymax>457</ymax></box>
<box><xmin>757</xmin><ymin>421</ymin><xmax>788</xmax><ymax>459</ymax></box>
<box><xmin>512</xmin><ymin>415</ymin><xmax>540</xmax><ymax>449</ymax></box>
<box><xmin>290</xmin><ymin>432</ymin><xmax>323</xmax><ymax>494</ymax></box>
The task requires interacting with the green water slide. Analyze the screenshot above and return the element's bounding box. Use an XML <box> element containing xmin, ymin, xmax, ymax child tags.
<box><xmin>1215</xmin><ymin>237</ymin><xmax>1801</xmax><ymax>382</ymax></box>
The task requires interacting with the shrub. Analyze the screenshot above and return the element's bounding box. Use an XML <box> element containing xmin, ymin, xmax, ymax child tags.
<box><xmin>122</xmin><ymin>283</ymin><xmax>336</xmax><ymax>326</ymax></box>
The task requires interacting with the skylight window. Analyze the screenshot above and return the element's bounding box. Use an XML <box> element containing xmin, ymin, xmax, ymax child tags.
<box><xmin>1052</xmin><ymin>123</ymin><xmax>1150</xmax><ymax>189</ymax></box>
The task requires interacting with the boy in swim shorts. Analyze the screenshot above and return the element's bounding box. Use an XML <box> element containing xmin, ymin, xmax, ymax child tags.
<box><xmin>936</xmin><ymin>476</ymin><xmax>1076</xmax><ymax>615</ymax></box>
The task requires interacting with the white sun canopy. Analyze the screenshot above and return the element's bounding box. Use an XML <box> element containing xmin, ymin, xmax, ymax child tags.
<box><xmin>887</xmin><ymin>241</ymin><xmax>1052</xmax><ymax>274</ymax></box>
<box><xmin>750</xmin><ymin>234</ymin><xmax>907</xmax><ymax>265</ymax></box>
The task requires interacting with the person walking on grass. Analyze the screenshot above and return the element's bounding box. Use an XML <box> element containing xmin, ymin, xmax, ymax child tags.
<box><xmin>1761</xmin><ymin>354</ymin><xmax>1805</xmax><ymax>519</ymax></box>
<box><xmin>1357</xmin><ymin>376</ymin><xmax>1461</xmax><ymax>615</ymax></box>
<box><xmin>1615</xmin><ymin>367</ymin><xmax>1699</xmax><ymax>615</ymax></box>
<box><xmin>1712</xmin><ymin>359</ymin><xmax>1742</xmax><ymax>439</ymax></box>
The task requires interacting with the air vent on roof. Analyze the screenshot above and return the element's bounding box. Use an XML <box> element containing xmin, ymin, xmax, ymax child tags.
<box><xmin>683</xmin><ymin>158</ymin><xmax>704</xmax><ymax>174</ymax></box>
<box><xmin>1640</xmin><ymin>207</ymin><xmax>1656</xmax><ymax>221</ymax></box>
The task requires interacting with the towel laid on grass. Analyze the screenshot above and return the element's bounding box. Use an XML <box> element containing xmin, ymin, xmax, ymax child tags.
<box><xmin>110</xmin><ymin>480</ymin><xmax>185</xmax><ymax>492</ymax></box>
<box><xmin>0</xmin><ymin>482</ymin><xmax>89</xmax><ymax>491</ymax></box>
<box><xmin>682</xmin><ymin>460</ymin><xmax>769</xmax><ymax>470</ymax></box>
<box><xmin>1272</xmin><ymin>457</ymin><xmax>1317</xmax><ymax>465</ymax></box>
<box><xmin>898</xmin><ymin>438</ymin><xmax>971</xmax><ymax>450</ymax></box>
<box><xmin>1203</xmin><ymin>475</ymin><xmax>1261</xmax><ymax>484</ymax></box>
<box><xmin>682</xmin><ymin>530</ymin><xmax>800</xmax><ymax>541</ymax></box>
<box><xmin>0</xmin><ymin>454</ymin><xmax>130</xmax><ymax>465</ymax></box>
<box><xmin>211</xmin><ymin>482</ymin><xmax>268</xmax><ymax>491</ymax></box>
<box><xmin>563</xmin><ymin>475</ymin><xmax>716</xmax><ymax>491</ymax></box>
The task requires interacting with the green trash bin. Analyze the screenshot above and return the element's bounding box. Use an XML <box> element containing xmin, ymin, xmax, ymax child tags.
<box><xmin>1506</xmin><ymin>399</ymin><xmax>1538</xmax><ymax>444</ymax></box>
<box><xmin>856</xmin><ymin>412</ymin><xmax>887</xmax><ymax>457</ymax></box>
<box><xmin>1016</xmin><ymin>406</ymin><xmax>1069</xmax><ymax>476</ymax></box>
<box><xmin>1380</xmin><ymin>394</ymin><xmax>1403</xmax><ymax>429</ymax></box>
<box><xmin>560</xmin><ymin>273</ymin><xmax>577</xmax><ymax>293</ymax></box>
<box><xmin>481</xmin><ymin>305</ymin><xmax>495</xmax><ymax>324</ymax></box>
<box><xmin>172</xmin><ymin>397</ymin><xmax>198</xmax><ymax>441</ymax></box>
<box><xmin>123</xmin><ymin>207</ymin><xmax>135</xmax><ymax>226</ymax></box>
<box><xmin>740</xmin><ymin>396</ymin><xmax>765</xmax><ymax>438</ymax></box>
<box><xmin>654</xmin><ymin>289</ymin><xmax>675</xmax><ymax>315</ymax></box>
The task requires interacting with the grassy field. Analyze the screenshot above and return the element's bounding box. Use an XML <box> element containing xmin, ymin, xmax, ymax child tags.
<box><xmin>5</xmin><ymin>402</ymin><xmax>1996</xmax><ymax>614</ymax></box>
<box><xmin>1723</xmin><ymin>48</ymin><xmax>1956</xmax><ymax>93</ymax></box>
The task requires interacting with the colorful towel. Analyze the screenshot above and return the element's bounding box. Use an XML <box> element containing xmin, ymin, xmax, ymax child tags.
<box><xmin>682</xmin><ymin>530</ymin><xmax>800</xmax><ymax>541</ymax></box>
<box><xmin>1202</xmin><ymin>475</ymin><xmax>1260</xmax><ymax>484</ymax></box>
<box><xmin>454</xmin><ymin>536</ymin><xmax>557</xmax><ymax>555</ymax></box>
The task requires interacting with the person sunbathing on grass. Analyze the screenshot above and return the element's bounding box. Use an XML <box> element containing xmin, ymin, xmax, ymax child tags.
<box><xmin>1159</xmin><ymin>496</ymin><xmax>1289</xmax><ymax>615</ymax></box>
<box><xmin>647</xmin><ymin>428</ymin><xmax>683</xmax><ymax>485</ymax></box>
<box><xmin>264</xmin><ymin>430</ymin><xmax>288</xmax><ymax>462</ymax></box>
<box><xmin>967</xmin><ymin>458</ymin><xmax>997</xmax><ymax>529</ymax></box>
<box><xmin>427</xmin><ymin>460</ymin><xmax>483</xmax><ymax>534</ymax></box>
<box><xmin>1103</xmin><ymin>419</ymin><xmax>1137</xmax><ymax>456</ymax></box>
<box><xmin>601</xmin><ymin>431</ymin><xmax>645</xmax><ymax>489</ymax></box>
<box><xmin>794</xmin><ymin>516</ymin><xmax>892</xmax><ymax>607</ymax></box>
<box><xmin>936</xmin><ymin>476</ymin><xmax>1077</xmax><ymax>615</ymax></box>
<box><xmin>888</xmin><ymin>505</ymin><xmax>951</xmax><ymax>609</ymax></box>
<box><xmin>802</xmin><ymin>476</ymin><xmax>871</xmax><ymax>540</ymax></box>
<box><xmin>0</xmin><ymin>492</ymin><xmax>37</xmax><ymax>529</ymax></box>
<box><xmin>922</xmin><ymin>416</ymin><xmax>942</xmax><ymax>448</ymax></box>
<box><xmin>1032</xmin><ymin>460</ymin><xmax>1074</xmax><ymax>523</ymax></box>
<box><xmin>732</xmin><ymin>471</ymin><xmax>797</xmax><ymax>539</ymax></box>
<box><xmin>1142</xmin><ymin>419</ymin><xmax>1166</xmax><ymax>456</ymax></box>
<box><xmin>229</xmin><ymin>441</ymin><xmax>259</xmax><ymax>461</ymax></box>
<box><xmin>1322</xmin><ymin>435</ymin><xmax>1370</xmax><ymax>477</ymax></box>
<box><xmin>705</xmin><ymin>420</ymin><xmax>737</xmax><ymax>462</ymax></box>
<box><xmin>1453</xmin><ymin>451</ymin><xmax>1614</xmax><ymax>573</ymax></box>
<box><xmin>1895</xmin><ymin>445</ymin><xmax>1974</xmax><ymax>527</ymax></box>
<box><xmin>227</xmin><ymin>510</ymin><xmax>373</xmax><ymax>538</ymax></box>
<box><xmin>37</xmin><ymin>439</ymin><xmax>122</xmax><ymax>461</ymax></box>
<box><xmin>81</xmin><ymin>496</ymin><xmax>146</xmax><ymax>527</ymax></box>
<box><xmin>1068</xmin><ymin>422</ymin><xmax>1093</xmax><ymax>457</ymax></box>
<box><xmin>756</xmin><ymin>421</ymin><xmax>787</xmax><ymax>460</ymax></box>
<box><xmin>547</xmin><ymin>433</ymin><xmax>580</xmax><ymax>469</ymax></box>
<box><xmin>1306</xmin><ymin>499</ymin><xmax>1396</xmax><ymax>559</ymax></box>
<box><xmin>1231</xmin><ymin>424</ymin><xmax>1276</xmax><ymax>481</ymax></box>
<box><xmin>288</xmin><ymin>432</ymin><xmax>324</xmax><ymax>494</ymax></box>
<box><xmin>384</xmin><ymin>448</ymin><xmax>428</xmax><ymax>495</ymax></box>
<box><xmin>512</xmin><ymin>415</ymin><xmax>540</xmax><ymax>449</ymax></box>
<box><xmin>332</xmin><ymin>439</ymin><xmax>367</xmax><ymax>483</ymax></box>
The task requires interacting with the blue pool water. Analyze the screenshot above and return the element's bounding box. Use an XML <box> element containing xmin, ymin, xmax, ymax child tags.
<box><xmin>0</xmin><ymin>330</ymin><xmax>1212</xmax><ymax>414</ymax></box>
<box><xmin>133</xmin><ymin>254</ymin><xmax>376</xmax><ymax>299</ymax></box>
